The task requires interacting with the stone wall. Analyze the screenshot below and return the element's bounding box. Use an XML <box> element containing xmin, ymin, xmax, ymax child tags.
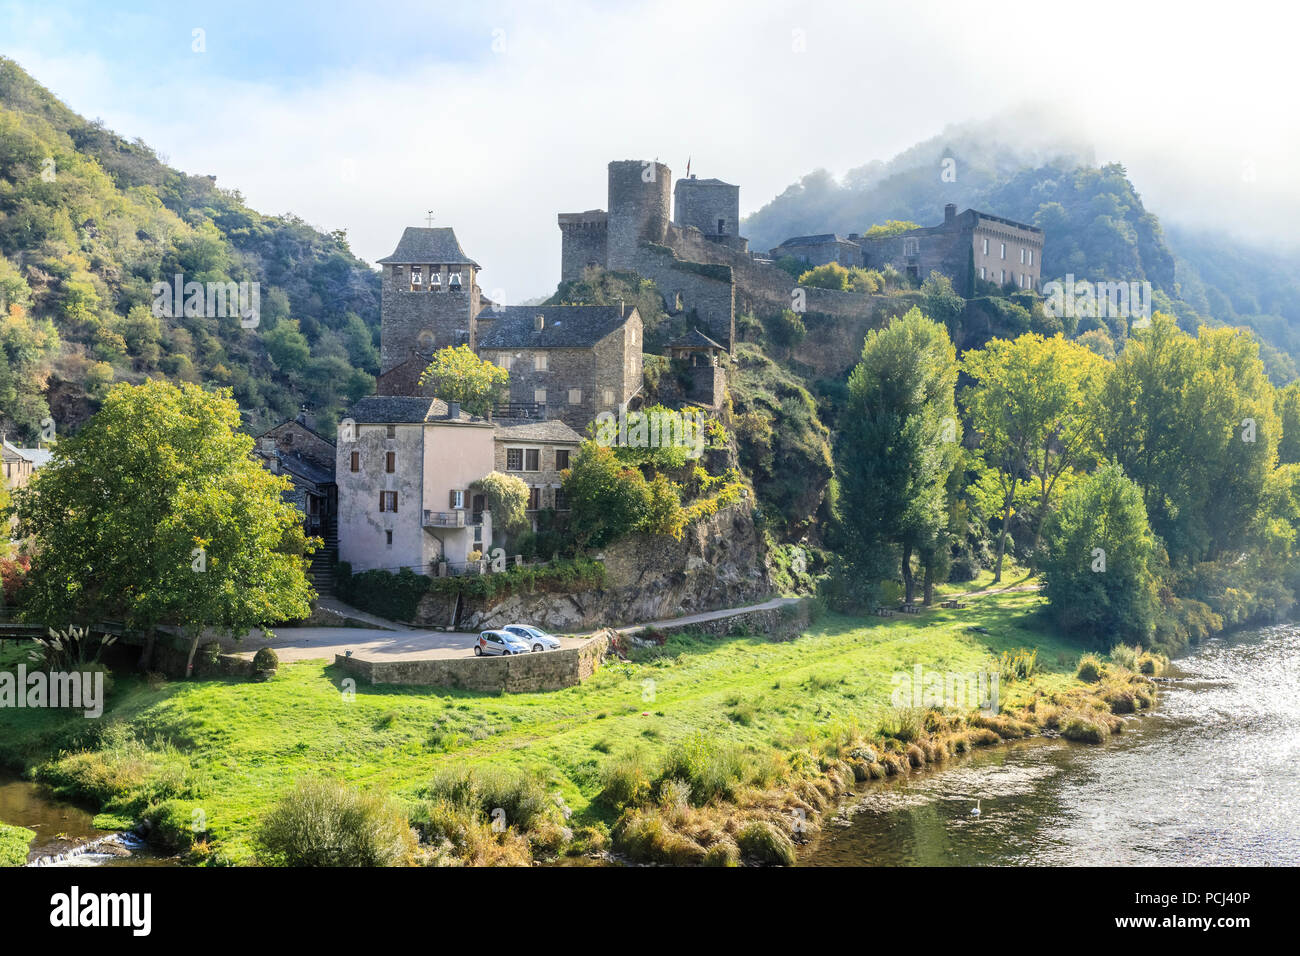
<box><xmin>333</xmin><ymin>631</ymin><xmax>611</xmax><ymax>692</ymax></box>
<box><xmin>636</xmin><ymin>600</ymin><xmax>812</xmax><ymax>641</ymax></box>
<box><xmin>449</xmin><ymin>500</ymin><xmax>770</xmax><ymax>632</ymax></box>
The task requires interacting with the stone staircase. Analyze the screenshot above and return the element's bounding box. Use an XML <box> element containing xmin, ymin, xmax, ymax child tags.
<box><xmin>310</xmin><ymin>521</ymin><xmax>338</xmax><ymax>595</ymax></box>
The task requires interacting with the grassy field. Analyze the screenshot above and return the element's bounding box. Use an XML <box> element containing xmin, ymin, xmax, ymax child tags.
<box><xmin>0</xmin><ymin>575</ymin><xmax>1105</xmax><ymax>864</ymax></box>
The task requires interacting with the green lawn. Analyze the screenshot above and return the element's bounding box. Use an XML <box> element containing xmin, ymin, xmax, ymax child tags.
<box><xmin>0</xmin><ymin>581</ymin><xmax>1089</xmax><ymax>864</ymax></box>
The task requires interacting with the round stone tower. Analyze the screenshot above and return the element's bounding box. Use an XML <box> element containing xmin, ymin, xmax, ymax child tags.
<box><xmin>606</xmin><ymin>159</ymin><xmax>671</xmax><ymax>271</ymax></box>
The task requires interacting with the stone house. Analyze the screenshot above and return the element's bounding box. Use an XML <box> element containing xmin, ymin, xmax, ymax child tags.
<box><xmin>476</xmin><ymin>305</ymin><xmax>643</xmax><ymax>432</ymax></box>
<box><xmin>492</xmin><ymin>419</ymin><xmax>583</xmax><ymax>522</ymax></box>
<box><xmin>858</xmin><ymin>204</ymin><xmax>1044</xmax><ymax>292</ymax></box>
<box><xmin>335</xmin><ymin>396</ymin><xmax>496</xmax><ymax>574</ymax></box>
<box><xmin>254</xmin><ymin>416</ymin><xmax>337</xmax><ymax>538</ymax></box>
<box><xmin>769</xmin><ymin>233</ymin><xmax>864</xmax><ymax>269</ymax></box>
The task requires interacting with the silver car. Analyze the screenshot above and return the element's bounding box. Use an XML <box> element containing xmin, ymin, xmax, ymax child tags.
<box><xmin>503</xmin><ymin>624</ymin><xmax>562</xmax><ymax>652</ymax></box>
<box><xmin>474</xmin><ymin>630</ymin><xmax>532</xmax><ymax>656</ymax></box>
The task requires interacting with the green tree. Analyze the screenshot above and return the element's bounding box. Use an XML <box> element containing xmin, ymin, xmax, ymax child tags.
<box><xmin>263</xmin><ymin>319</ymin><xmax>311</xmax><ymax>374</ymax></box>
<box><xmin>961</xmin><ymin>333</ymin><xmax>1104</xmax><ymax>577</ymax></box>
<box><xmin>1099</xmin><ymin>314</ymin><xmax>1279</xmax><ymax>563</ymax></box>
<box><xmin>419</xmin><ymin>344</ymin><xmax>508</xmax><ymax>416</ymax></box>
<box><xmin>470</xmin><ymin>471</ymin><xmax>530</xmax><ymax>541</ymax></box>
<box><xmin>796</xmin><ymin>262</ymin><xmax>851</xmax><ymax>291</ymax></box>
<box><xmin>837</xmin><ymin>307</ymin><xmax>959</xmax><ymax>605</ymax></box>
<box><xmin>1277</xmin><ymin>382</ymin><xmax>1300</xmax><ymax>465</ymax></box>
<box><xmin>1040</xmin><ymin>463</ymin><xmax>1158</xmax><ymax>644</ymax></box>
<box><xmin>563</xmin><ymin>442</ymin><xmax>684</xmax><ymax>549</ymax></box>
<box><xmin>863</xmin><ymin>220</ymin><xmax>921</xmax><ymax>239</ymax></box>
<box><xmin>13</xmin><ymin>380</ymin><xmax>316</xmax><ymax>674</ymax></box>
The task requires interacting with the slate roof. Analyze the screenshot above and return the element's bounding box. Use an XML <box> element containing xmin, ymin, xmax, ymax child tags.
<box><xmin>477</xmin><ymin>305</ymin><xmax>633</xmax><ymax>350</ymax></box>
<box><xmin>16</xmin><ymin>447</ymin><xmax>53</xmax><ymax>468</ymax></box>
<box><xmin>377</xmin><ymin>227</ymin><xmax>480</xmax><ymax>267</ymax></box>
<box><xmin>493</xmin><ymin>420</ymin><xmax>583</xmax><ymax>444</ymax></box>
<box><xmin>678</xmin><ymin>177</ymin><xmax>734</xmax><ymax>187</ymax></box>
<box><xmin>775</xmin><ymin>233</ymin><xmax>853</xmax><ymax>247</ymax></box>
<box><xmin>343</xmin><ymin>396</ymin><xmax>491</xmax><ymax>425</ymax></box>
<box><xmin>260</xmin><ymin>448</ymin><xmax>336</xmax><ymax>487</ymax></box>
<box><xmin>669</xmin><ymin>328</ymin><xmax>725</xmax><ymax>351</ymax></box>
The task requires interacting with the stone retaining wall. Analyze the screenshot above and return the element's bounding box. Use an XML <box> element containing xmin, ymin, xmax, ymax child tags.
<box><xmin>334</xmin><ymin>631</ymin><xmax>612</xmax><ymax>692</ymax></box>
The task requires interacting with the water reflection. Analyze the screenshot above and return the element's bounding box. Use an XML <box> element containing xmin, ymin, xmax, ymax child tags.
<box><xmin>803</xmin><ymin>625</ymin><xmax>1300</xmax><ymax>866</ymax></box>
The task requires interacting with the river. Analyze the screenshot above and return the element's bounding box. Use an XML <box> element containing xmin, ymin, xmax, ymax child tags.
<box><xmin>801</xmin><ymin>623</ymin><xmax>1300</xmax><ymax>866</ymax></box>
<box><xmin>0</xmin><ymin>774</ymin><xmax>158</xmax><ymax>867</ymax></box>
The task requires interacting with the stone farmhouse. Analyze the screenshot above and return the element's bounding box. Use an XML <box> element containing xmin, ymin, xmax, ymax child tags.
<box><xmin>477</xmin><ymin>304</ymin><xmax>642</xmax><ymax>432</ymax></box>
<box><xmin>1</xmin><ymin>437</ymin><xmax>50</xmax><ymax>490</ymax></box>
<box><xmin>334</xmin><ymin>395</ymin><xmax>581</xmax><ymax>574</ymax></box>
<box><xmin>776</xmin><ymin>203</ymin><xmax>1045</xmax><ymax>293</ymax></box>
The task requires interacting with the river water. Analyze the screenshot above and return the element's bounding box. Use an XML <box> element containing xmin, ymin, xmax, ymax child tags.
<box><xmin>802</xmin><ymin>624</ymin><xmax>1300</xmax><ymax>866</ymax></box>
<box><xmin>0</xmin><ymin>774</ymin><xmax>157</xmax><ymax>867</ymax></box>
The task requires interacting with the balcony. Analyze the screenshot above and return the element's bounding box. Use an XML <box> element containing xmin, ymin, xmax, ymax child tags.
<box><xmin>493</xmin><ymin>401</ymin><xmax>546</xmax><ymax>420</ymax></box>
<box><xmin>423</xmin><ymin>510</ymin><xmax>467</xmax><ymax>528</ymax></box>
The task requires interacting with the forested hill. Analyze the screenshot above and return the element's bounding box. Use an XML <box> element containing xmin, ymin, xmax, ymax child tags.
<box><xmin>0</xmin><ymin>57</ymin><xmax>381</xmax><ymax>442</ymax></box>
<box><xmin>743</xmin><ymin>119</ymin><xmax>1300</xmax><ymax>382</ymax></box>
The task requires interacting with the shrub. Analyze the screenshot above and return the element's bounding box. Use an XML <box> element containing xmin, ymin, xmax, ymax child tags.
<box><xmin>1076</xmin><ymin>653</ymin><xmax>1105</xmax><ymax>682</ymax></box>
<box><xmin>257</xmin><ymin>778</ymin><xmax>416</xmax><ymax>866</ymax></box>
<box><xmin>702</xmin><ymin>839</ymin><xmax>741</xmax><ymax>867</ymax></box>
<box><xmin>611</xmin><ymin>810</ymin><xmax>705</xmax><ymax>865</ymax></box>
<box><xmin>424</xmin><ymin>765</ymin><xmax>552</xmax><ymax>832</ymax></box>
<box><xmin>1060</xmin><ymin>713</ymin><xmax>1109</xmax><ymax>743</ymax></box>
<box><xmin>598</xmin><ymin>751</ymin><xmax>653</xmax><ymax>810</ymax></box>
<box><xmin>735</xmin><ymin>820</ymin><xmax>796</xmax><ymax>866</ymax></box>
<box><xmin>37</xmin><ymin>725</ymin><xmax>205</xmax><ymax>816</ymax></box>
<box><xmin>656</xmin><ymin>734</ymin><xmax>748</xmax><ymax>806</ymax></box>
<box><xmin>252</xmin><ymin>647</ymin><xmax>279</xmax><ymax>671</ymax></box>
<box><xmin>0</xmin><ymin>824</ymin><xmax>34</xmax><ymax>867</ymax></box>
<box><xmin>141</xmin><ymin>799</ymin><xmax>205</xmax><ymax>852</ymax></box>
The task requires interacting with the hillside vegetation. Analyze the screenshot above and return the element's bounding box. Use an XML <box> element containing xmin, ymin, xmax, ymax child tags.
<box><xmin>0</xmin><ymin>57</ymin><xmax>381</xmax><ymax>441</ymax></box>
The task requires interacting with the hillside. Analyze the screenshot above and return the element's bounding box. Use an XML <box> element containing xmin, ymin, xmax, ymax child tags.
<box><xmin>743</xmin><ymin>117</ymin><xmax>1300</xmax><ymax>381</ymax></box>
<box><xmin>0</xmin><ymin>58</ymin><xmax>381</xmax><ymax>442</ymax></box>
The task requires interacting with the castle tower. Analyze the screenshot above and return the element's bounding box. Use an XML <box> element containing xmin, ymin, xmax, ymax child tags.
<box><xmin>673</xmin><ymin>174</ymin><xmax>744</xmax><ymax>251</ymax></box>
<box><xmin>376</xmin><ymin>226</ymin><xmax>482</xmax><ymax>394</ymax></box>
<box><xmin>605</xmin><ymin>160</ymin><xmax>671</xmax><ymax>272</ymax></box>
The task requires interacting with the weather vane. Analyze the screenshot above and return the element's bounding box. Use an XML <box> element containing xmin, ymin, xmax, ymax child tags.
<box><xmin>425</xmin><ymin>210</ymin><xmax>435</xmax><ymax>227</ymax></box>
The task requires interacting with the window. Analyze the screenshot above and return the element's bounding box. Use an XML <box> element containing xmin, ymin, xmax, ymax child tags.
<box><xmin>534</xmin><ymin>353</ymin><xmax>548</xmax><ymax>371</ymax></box>
<box><xmin>385</xmin><ymin>451</ymin><xmax>395</xmax><ymax>473</ymax></box>
<box><xmin>386</xmin><ymin>425</ymin><xmax>396</xmax><ymax>439</ymax></box>
<box><xmin>379</xmin><ymin>491</ymin><xmax>398</xmax><ymax>513</ymax></box>
<box><xmin>1000</xmin><ymin>242</ymin><xmax>1006</xmax><ymax>259</ymax></box>
<box><xmin>903</xmin><ymin>237</ymin><xmax>919</xmax><ymax>256</ymax></box>
<box><xmin>507</xmin><ymin>448</ymin><xmax>524</xmax><ymax>471</ymax></box>
<box><xmin>499</xmin><ymin>353</ymin><xmax>513</xmax><ymax>370</ymax></box>
<box><xmin>385</xmin><ymin>530</ymin><xmax>393</xmax><ymax>548</ymax></box>
<box><xmin>979</xmin><ymin>267</ymin><xmax>986</xmax><ymax>280</ymax></box>
<box><xmin>999</xmin><ymin>270</ymin><xmax>1005</xmax><ymax>283</ymax></box>
<box><xmin>409</xmin><ymin>266</ymin><xmax>423</xmax><ymax>290</ymax></box>
<box><xmin>449</xmin><ymin>272</ymin><xmax>462</xmax><ymax>291</ymax></box>
<box><xmin>555</xmin><ymin>449</ymin><xmax>571</xmax><ymax>470</ymax></box>
<box><xmin>534</xmin><ymin>388</ymin><xmax>546</xmax><ymax>405</ymax></box>
<box><xmin>982</xmin><ymin>238</ymin><xmax>988</xmax><ymax>255</ymax></box>
<box><xmin>525</xmin><ymin>448</ymin><xmax>540</xmax><ymax>472</ymax></box>
<box><xmin>350</xmin><ymin>451</ymin><xmax>359</xmax><ymax>472</ymax></box>
<box><xmin>718</xmin><ymin>218</ymin><xmax>726</xmax><ymax>234</ymax></box>
<box><xmin>602</xmin><ymin>388</ymin><xmax>615</xmax><ymax>406</ymax></box>
<box><xmin>1028</xmin><ymin>249</ymin><xmax>1033</xmax><ymax>266</ymax></box>
<box><xmin>527</xmin><ymin>487</ymin><xmax>542</xmax><ymax>511</ymax></box>
<box><xmin>1020</xmin><ymin>248</ymin><xmax>1026</xmax><ymax>264</ymax></box>
<box><xmin>554</xmin><ymin>487</ymin><xmax>570</xmax><ymax>511</ymax></box>
<box><xmin>430</xmin><ymin>272</ymin><xmax>441</xmax><ymax>289</ymax></box>
<box><xmin>449</xmin><ymin>489</ymin><xmax>465</xmax><ymax>509</ymax></box>
<box><xmin>568</xmin><ymin>388</ymin><xmax>582</xmax><ymax>405</ymax></box>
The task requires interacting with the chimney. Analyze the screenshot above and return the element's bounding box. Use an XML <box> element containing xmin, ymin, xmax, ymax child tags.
<box><xmin>447</xmin><ymin>400</ymin><xmax>461</xmax><ymax>419</ymax></box>
<box><xmin>944</xmin><ymin>203</ymin><xmax>957</xmax><ymax>224</ymax></box>
<box><xmin>618</xmin><ymin>297</ymin><xmax>625</xmax><ymax>318</ymax></box>
<box><xmin>534</xmin><ymin>313</ymin><xmax>545</xmax><ymax>331</ymax></box>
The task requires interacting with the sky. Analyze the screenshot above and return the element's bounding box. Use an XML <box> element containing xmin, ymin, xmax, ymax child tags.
<box><xmin>2</xmin><ymin>0</ymin><xmax>1297</xmax><ymax>300</ymax></box>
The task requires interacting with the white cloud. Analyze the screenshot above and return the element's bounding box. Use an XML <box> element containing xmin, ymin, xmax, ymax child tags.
<box><xmin>6</xmin><ymin>0</ymin><xmax>1298</xmax><ymax>299</ymax></box>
